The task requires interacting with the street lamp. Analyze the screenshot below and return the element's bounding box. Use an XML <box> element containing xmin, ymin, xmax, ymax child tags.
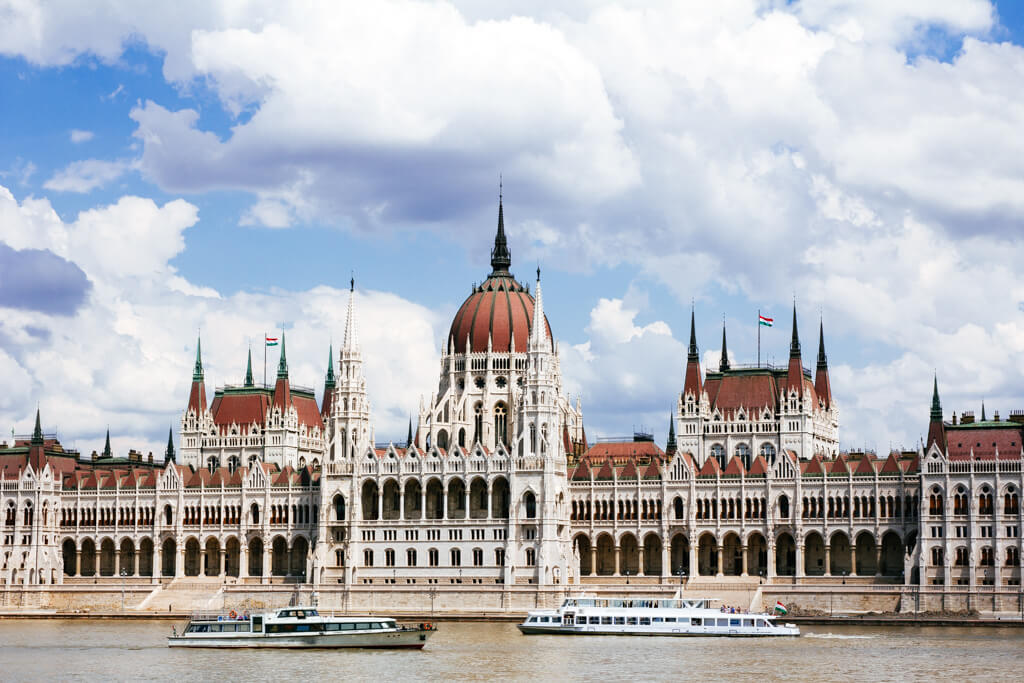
<box><xmin>676</xmin><ymin>568</ymin><xmax>686</xmax><ymax>591</ymax></box>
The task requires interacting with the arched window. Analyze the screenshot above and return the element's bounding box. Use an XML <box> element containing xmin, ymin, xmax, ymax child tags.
<box><xmin>541</xmin><ymin>424</ymin><xmax>548</xmax><ymax>455</ymax></box>
<box><xmin>334</xmin><ymin>495</ymin><xmax>346</xmax><ymax>521</ymax></box>
<box><xmin>437</xmin><ymin>429</ymin><xmax>449</xmax><ymax>451</ymax></box>
<box><xmin>250</xmin><ymin>503</ymin><xmax>260</xmax><ymax>525</ymax></box>
<box><xmin>207</xmin><ymin>456</ymin><xmax>219</xmax><ymax>471</ymax></box>
<box><xmin>458</xmin><ymin>428</ymin><xmax>466</xmax><ymax>448</ymax></box>
<box><xmin>529</xmin><ymin>423</ymin><xmax>537</xmax><ymax>454</ymax></box>
<box><xmin>710</xmin><ymin>444</ymin><xmax>725</xmax><ymax>467</ymax></box>
<box><xmin>524</xmin><ymin>491</ymin><xmax>537</xmax><ymax>519</ymax></box>
<box><xmin>778</xmin><ymin>494</ymin><xmax>790</xmax><ymax>519</ymax></box>
<box><xmin>735</xmin><ymin>443</ymin><xmax>751</xmax><ymax>469</ymax></box>
<box><xmin>759</xmin><ymin>442</ymin><xmax>776</xmax><ymax>465</ymax></box>
<box><xmin>494</xmin><ymin>402</ymin><xmax>507</xmax><ymax>447</ymax></box>
<box><xmin>673</xmin><ymin>497</ymin><xmax>684</xmax><ymax>519</ymax></box>
<box><xmin>473</xmin><ymin>403</ymin><xmax>484</xmax><ymax>445</ymax></box>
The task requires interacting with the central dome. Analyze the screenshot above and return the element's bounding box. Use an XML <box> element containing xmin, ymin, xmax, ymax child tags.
<box><xmin>447</xmin><ymin>197</ymin><xmax>552</xmax><ymax>354</ymax></box>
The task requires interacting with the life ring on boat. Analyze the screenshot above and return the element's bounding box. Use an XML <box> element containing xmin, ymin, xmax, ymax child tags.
<box><xmin>422</xmin><ymin>622</ymin><xmax>432</xmax><ymax>631</ymax></box>
<box><xmin>229</xmin><ymin>610</ymin><xmax>238</xmax><ymax>619</ymax></box>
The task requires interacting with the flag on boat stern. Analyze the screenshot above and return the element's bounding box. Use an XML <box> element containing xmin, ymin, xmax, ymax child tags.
<box><xmin>758</xmin><ymin>315</ymin><xmax>773</xmax><ymax>327</ymax></box>
<box><xmin>265</xmin><ymin>336</ymin><xmax>279</xmax><ymax>347</ymax></box>
<box><xmin>774</xmin><ymin>601</ymin><xmax>787</xmax><ymax>615</ymax></box>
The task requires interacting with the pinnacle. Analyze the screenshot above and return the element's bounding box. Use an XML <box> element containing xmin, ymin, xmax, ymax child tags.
<box><xmin>790</xmin><ymin>304</ymin><xmax>801</xmax><ymax>358</ymax></box>
<box><xmin>490</xmin><ymin>190</ymin><xmax>512</xmax><ymax>275</ymax></box>
<box><xmin>277</xmin><ymin>332</ymin><xmax>289</xmax><ymax>379</ymax></box>
<box><xmin>719</xmin><ymin>323</ymin><xmax>730</xmax><ymax>372</ymax></box>
<box><xmin>687</xmin><ymin>307</ymin><xmax>699</xmax><ymax>362</ymax></box>
<box><xmin>192</xmin><ymin>334</ymin><xmax>204</xmax><ymax>382</ymax></box>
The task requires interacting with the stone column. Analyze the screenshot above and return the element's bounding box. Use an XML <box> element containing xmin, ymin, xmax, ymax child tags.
<box><xmin>178</xmin><ymin>548</ymin><xmax>186</xmax><ymax>578</ymax></box>
<box><xmin>688</xmin><ymin>542</ymin><xmax>697</xmax><ymax>579</ymax></box>
<box><xmin>220</xmin><ymin>548</ymin><xmax>227</xmax><ymax>577</ymax></box>
<box><xmin>420</xmin><ymin>486</ymin><xmax>427</xmax><ymax>520</ymax></box>
<box><xmin>155</xmin><ymin>545</ymin><xmax>163</xmax><ymax>580</ymax></box>
<box><xmin>377</xmin><ymin>489</ymin><xmax>383</xmax><ymax>521</ymax></box>
<box><xmin>766</xmin><ymin>540</ymin><xmax>775</xmax><ymax>580</ymax></box>
<box><xmin>614</xmin><ymin>546</ymin><xmax>621</xmax><ymax>576</ymax></box>
<box><xmin>824</xmin><ymin>544</ymin><xmax>831</xmax><ymax>577</ymax></box>
<box><xmin>741</xmin><ymin>545</ymin><xmax>749</xmax><ymax>577</ymax></box>
<box><xmin>795</xmin><ymin>544</ymin><xmax>805</xmax><ymax>579</ymax></box>
<box><xmin>201</xmin><ymin>548</ymin><xmax>208</xmax><ymax>577</ymax></box>
<box><xmin>716</xmin><ymin>544</ymin><xmax>723</xmax><ymax>577</ymax></box>
<box><xmin>875</xmin><ymin>546</ymin><xmax>883</xmax><ymax>577</ymax></box>
<box><xmin>442</xmin><ymin>485</ymin><xmax>448</xmax><ymax>521</ymax></box>
<box><xmin>262</xmin><ymin>539</ymin><xmax>271</xmax><ymax>583</ymax></box>
<box><xmin>115</xmin><ymin>551</ymin><xmax>121</xmax><ymax>577</ymax></box>
<box><xmin>589</xmin><ymin>546</ymin><xmax>597</xmax><ymax>576</ymax></box>
<box><xmin>463</xmin><ymin>487</ymin><xmax>470</xmax><ymax>520</ymax></box>
<box><xmin>240</xmin><ymin>546</ymin><xmax>249</xmax><ymax>579</ymax></box>
<box><xmin>75</xmin><ymin>550</ymin><xmax>82</xmax><ymax>577</ymax></box>
<box><xmin>133</xmin><ymin>550</ymin><xmax>139</xmax><ymax>576</ymax></box>
<box><xmin>851</xmin><ymin>544</ymin><xmax>858</xmax><ymax>576</ymax></box>
<box><xmin>399</xmin><ymin>487</ymin><xmax>405</xmax><ymax>521</ymax></box>
<box><xmin>638</xmin><ymin>546</ymin><xmax>645</xmax><ymax>576</ymax></box>
<box><xmin>661</xmin><ymin>543</ymin><xmax>669</xmax><ymax>579</ymax></box>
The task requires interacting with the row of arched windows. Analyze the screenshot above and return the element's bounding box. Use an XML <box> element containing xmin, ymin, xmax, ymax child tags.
<box><xmin>695</xmin><ymin>497</ymin><xmax>767</xmax><ymax>521</ymax></box>
<box><xmin>930</xmin><ymin>488</ymin><xmax>1019</xmax><ymax>517</ymax></box>
<box><xmin>570</xmin><ymin>499</ymin><xmax>662</xmax><ymax>521</ymax></box>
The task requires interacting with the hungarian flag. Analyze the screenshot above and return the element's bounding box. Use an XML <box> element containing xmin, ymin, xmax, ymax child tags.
<box><xmin>265</xmin><ymin>336</ymin><xmax>279</xmax><ymax>347</ymax></box>
<box><xmin>774</xmin><ymin>601</ymin><xmax>787</xmax><ymax>615</ymax></box>
<box><xmin>758</xmin><ymin>315</ymin><xmax>773</xmax><ymax>327</ymax></box>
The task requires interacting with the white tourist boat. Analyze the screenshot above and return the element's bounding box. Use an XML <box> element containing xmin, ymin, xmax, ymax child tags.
<box><xmin>519</xmin><ymin>597</ymin><xmax>799</xmax><ymax>637</ymax></box>
<box><xmin>167</xmin><ymin>607</ymin><xmax>435</xmax><ymax>648</ymax></box>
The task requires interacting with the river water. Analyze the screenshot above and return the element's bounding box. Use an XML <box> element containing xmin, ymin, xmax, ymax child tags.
<box><xmin>0</xmin><ymin>619</ymin><xmax>1021</xmax><ymax>681</ymax></box>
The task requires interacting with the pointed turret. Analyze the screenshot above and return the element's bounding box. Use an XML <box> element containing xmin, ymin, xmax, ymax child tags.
<box><xmin>814</xmin><ymin>319</ymin><xmax>832</xmax><ymax>407</ymax></box>
<box><xmin>321</xmin><ymin>344</ymin><xmax>336</xmax><ymax>419</ymax></box>
<box><xmin>683</xmin><ymin>307</ymin><xmax>703</xmax><ymax>399</ymax></box>
<box><xmin>343</xmin><ymin>278</ymin><xmax>359</xmax><ymax>351</ymax></box>
<box><xmin>407</xmin><ymin>416</ymin><xmax>413</xmax><ymax>448</ymax></box>
<box><xmin>28</xmin><ymin>408</ymin><xmax>46</xmax><ymax>471</ymax></box>
<box><xmin>103</xmin><ymin>429</ymin><xmax>112</xmax><ymax>458</ymax></box>
<box><xmin>31</xmin><ymin>407</ymin><xmax>43</xmax><ymax>445</ymax></box>
<box><xmin>490</xmin><ymin>187</ymin><xmax>511</xmax><ymax>275</ymax></box>
<box><xmin>186</xmin><ymin>335</ymin><xmax>207</xmax><ymax>416</ymax></box>
<box><xmin>926</xmin><ymin>374</ymin><xmax>946</xmax><ymax>452</ymax></box>
<box><xmin>277</xmin><ymin>332</ymin><xmax>289</xmax><ymax>379</ymax></box>
<box><xmin>786</xmin><ymin>304</ymin><xmax>804</xmax><ymax>394</ymax></box>
<box><xmin>165</xmin><ymin>427</ymin><xmax>176</xmax><ymax>464</ymax></box>
<box><xmin>719</xmin><ymin>323</ymin><xmax>730</xmax><ymax>372</ymax></box>
<box><xmin>530</xmin><ymin>266</ymin><xmax>547</xmax><ymax>350</ymax></box>
<box><xmin>272</xmin><ymin>332</ymin><xmax>292</xmax><ymax>413</ymax></box>
<box><xmin>244</xmin><ymin>347</ymin><xmax>254</xmax><ymax>387</ymax></box>
<box><xmin>981</xmin><ymin>400</ymin><xmax>987</xmax><ymax>422</ymax></box>
<box><xmin>666</xmin><ymin>414</ymin><xmax>677</xmax><ymax>457</ymax></box>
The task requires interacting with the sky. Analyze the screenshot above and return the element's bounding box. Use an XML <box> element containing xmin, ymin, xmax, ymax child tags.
<box><xmin>2</xmin><ymin>0</ymin><xmax>1024</xmax><ymax>458</ymax></box>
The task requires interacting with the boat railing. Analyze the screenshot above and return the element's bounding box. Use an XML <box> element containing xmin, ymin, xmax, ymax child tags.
<box><xmin>188</xmin><ymin>610</ymin><xmax>252</xmax><ymax>622</ymax></box>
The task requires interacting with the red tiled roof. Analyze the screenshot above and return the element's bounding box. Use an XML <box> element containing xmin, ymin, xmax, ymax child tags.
<box><xmin>830</xmin><ymin>453</ymin><xmax>849</xmax><ymax>475</ymax></box>
<box><xmin>707</xmin><ymin>373</ymin><xmax>778</xmax><ymax>418</ymax></box>
<box><xmin>854</xmin><ymin>455</ymin><xmax>876</xmax><ymax>475</ymax></box>
<box><xmin>642</xmin><ymin>461</ymin><xmax>661</xmax><ymax>479</ymax></box>
<box><xmin>571</xmin><ymin>460</ymin><xmax>592</xmax><ymax>481</ymax></box>
<box><xmin>595</xmin><ymin>460</ymin><xmax>615</xmax><ymax>480</ymax></box>
<box><xmin>945</xmin><ymin>425</ymin><xmax>1023</xmax><ymax>460</ymax></box>
<box><xmin>619</xmin><ymin>459</ymin><xmax>638</xmax><ymax>479</ymax></box>
<box><xmin>293</xmin><ymin>394</ymin><xmax>324</xmax><ymax>431</ymax></box>
<box><xmin>698</xmin><ymin>457</ymin><xmax>721</xmax><ymax>476</ymax></box>
<box><xmin>447</xmin><ymin>274</ymin><xmax>552</xmax><ymax>353</ymax></box>
<box><xmin>211</xmin><ymin>392</ymin><xmax>271</xmax><ymax>429</ymax></box>
<box><xmin>723</xmin><ymin>456</ymin><xmax>745</xmax><ymax>476</ymax></box>
<box><xmin>880</xmin><ymin>452</ymin><xmax>902</xmax><ymax>474</ymax></box>
<box><xmin>747</xmin><ymin>455</ymin><xmax>768</xmax><ymax>476</ymax></box>
<box><xmin>582</xmin><ymin>441</ymin><xmax>666</xmax><ymax>463</ymax></box>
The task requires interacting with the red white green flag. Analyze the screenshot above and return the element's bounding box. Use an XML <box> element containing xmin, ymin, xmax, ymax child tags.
<box><xmin>265</xmin><ymin>336</ymin><xmax>279</xmax><ymax>347</ymax></box>
<box><xmin>758</xmin><ymin>314</ymin><xmax>773</xmax><ymax>327</ymax></box>
<box><xmin>774</xmin><ymin>601</ymin><xmax>787</xmax><ymax>615</ymax></box>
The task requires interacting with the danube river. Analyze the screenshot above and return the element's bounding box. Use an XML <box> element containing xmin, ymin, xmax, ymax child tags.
<box><xmin>0</xmin><ymin>619</ymin><xmax>1021</xmax><ymax>681</ymax></box>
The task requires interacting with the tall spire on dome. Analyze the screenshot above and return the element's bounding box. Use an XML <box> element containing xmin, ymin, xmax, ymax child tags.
<box><xmin>719</xmin><ymin>321</ymin><xmax>730</xmax><ymax>372</ymax></box>
<box><xmin>193</xmin><ymin>334</ymin><xmax>204</xmax><ymax>381</ymax></box>
<box><xmin>32</xmin><ymin>407</ymin><xmax>43</xmax><ymax>445</ymax></box>
<box><xmin>277</xmin><ymin>332</ymin><xmax>289</xmax><ymax>379</ymax></box>
<box><xmin>244</xmin><ymin>347</ymin><xmax>254</xmax><ymax>387</ymax></box>
<box><xmin>344</xmin><ymin>277</ymin><xmax>359</xmax><ymax>351</ymax></box>
<box><xmin>490</xmin><ymin>180</ymin><xmax>511</xmax><ymax>275</ymax></box>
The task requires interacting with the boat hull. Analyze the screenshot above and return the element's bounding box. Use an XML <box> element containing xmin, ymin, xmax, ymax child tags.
<box><xmin>518</xmin><ymin>624</ymin><xmax>798</xmax><ymax>637</ymax></box>
<box><xmin>168</xmin><ymin>630</ymin><xmax>432</xmax><ymax>649</ymax></box>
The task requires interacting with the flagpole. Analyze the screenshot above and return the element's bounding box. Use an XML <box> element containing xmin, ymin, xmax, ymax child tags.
<box><xmin>263</xmin><ymin>331</ymin><xmax>267</xmax><ymax>387</ymax></box>
<box><xmin>757</xmin><ymin>309</ymin><xmax>760</xmax><ymax>368</ymax></box>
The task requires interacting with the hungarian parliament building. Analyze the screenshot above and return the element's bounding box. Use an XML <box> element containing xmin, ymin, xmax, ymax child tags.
<box><xmin>2</xmin><ymin>201</ymin><xmax>1022</xmax><ymax>597</ymax></box>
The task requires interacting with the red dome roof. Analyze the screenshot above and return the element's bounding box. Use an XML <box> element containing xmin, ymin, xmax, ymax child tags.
<box><xmin>448</xmin><ymin>273</ymin><xmax>552</xmax><ymax>354</ymax></box>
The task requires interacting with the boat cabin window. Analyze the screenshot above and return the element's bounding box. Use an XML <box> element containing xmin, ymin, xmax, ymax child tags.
<box><xmin>652</xmin><ymin>617</ymin><xmax>663</xmax><ymax>623</ymax></box>
<box><xmin>756</xmin><ymin>620</ymin><xmax>766</xmax><ymax>627</ymax></box>
<box><xmin>252</xmin><ymin>616</ymin><xmax>263</xmax><ymax>632</ymax></box>
<box><xmin>614</xmin><ymin>617</ymin><xmax>625</xmax><ymax>625</ymax></box>
<box><xmin>551</xmin><ymin>616</ymin><xmax>561</xmax><ymax>624</ymax></box>
<box><xmin>639</xmin><ymin>617</ymin><xmax>651</xmax><ymax>626</ymax></box>
<box><xmin>601</xmin><ymin>617</ymin><xmax>612</xmax><ymax>625</ymax></box>
<box><xmin>539</xmin><ymin>617</ymin><xmax>549</xmax><ymax>623</ymax></box>
<box><xmin>691</xmin><ymin>618</ymin><xmax>702</xmax><ymax>626</ymax></box>
<box><xmin>716</xmin><ymin>619</ymin><xmax>728</xmax><ymax>627</ymax></box>
<box><xmin>575</xmin><ymin>616</ymin><xmax>586</xmax><ymax>625</ymax></box>
<box><xmin>742</xmin><ymin>619</ymin><xmax>753</xmax><ymax>627</ymax></box>
<box><xmin>664</xmin><ymin>617</ymin><xmax>676</xmax><ymax>623</ymax></box>
<box><xmin>729</xmin><ymin>618</ymin><xmax>740</xmax><ymax>627</ymax></box>
<box><xmin>527</xmin><ymin>617</ymin><xmax>538</xmax><ymax>623</ymax></box>
<box><xmin>588</xmin><ymin>617</ymin><xmax>600</xmax><ymax>625</ymax></box>
<box><xmin>626</xmin><ymin>617</ymin><xmax>638</xmax><ymax>625</ymax></box>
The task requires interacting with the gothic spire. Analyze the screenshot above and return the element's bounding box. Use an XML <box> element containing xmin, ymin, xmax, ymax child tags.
<box><xmin>719</xmin><ymin>322</ymin><xmax>730</xmax><ymax>372</ymax></box>
<box><xmin>31</xmin><ymin>407</ymin><xmax>43</xmax><ymax>445</ymax></box>
<box><xmin>687</xmin><ymin>307</ymin><xmax>699</xmax><ymax>363</ymax></box>
<box><xmin>244</xmin><ymin>347</ymin><xmax>254</xmax><ymax>387</ymax></box>
<box><xmin>277</xmin><ymin>332</ymin><xmax>289</xmax><ymax>379</ymax></box>
<box><xmin>325</xmin><ymin>344</ymin><xmax>335</xmax><ymax>387</ymax></box>
<box><xmin>530</xmin><ymin>266</ymin><xmax>546</xmax><ymax>349</ymax></box>
<box><xmin>666</xmin><ymin>413</ymin><xmax>676</xmax><ymax>454</ymax></box>
<box><xmin>790</xmin><ymin>304</ymin><xmax>801</xmax><ymax>358</ymax></box>
<box><xmin>103</xmin><ymin>429</ymin><xmax>112</xmax><ymax>458</ymax></box>
<box><xmin>816</xmin><ymin>318</ymin><xmax>828</xmax><ymax>369</ymax></box>
<box><xmin>407</xmin><ymin>416</ymin><xmax>413</xmax><ymax>448</ymax></box>
<box><xmin>490</xmin><ymin>185</ymin><xmax>511</xmax><ymax>275</ymax></box>
<box><xmin>165</xmin><ymin>427</ymin><xmax>175</xmax><ymax>464</ymax></box>
<box><xmin>981</xmin><ymin>400</ymin><xmax>987</xmax><ymax>422</ymax></box>
<box><xmin>930</xmin><ymin>374</ymin><xmax>942</xmax><ymax>421</ymax></box>
<box><xmin>927</xmin><ymin>374</ymin><xmax>947</xmax><ymax>452</ymax></box>
<box><xmin>343</xmin><ymin>279</ymin><xmax>359</xmax><ymax>351</ymax></box>
<box><xmin>192</xmin><ymin>334</ymin><xmax>204</xmax><ymax>381</ymax></box>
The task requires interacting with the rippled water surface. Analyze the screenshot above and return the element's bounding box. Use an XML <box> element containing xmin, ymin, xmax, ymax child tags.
<box><xmin>0</xmin><ymin>619</ymin><xmax>1021</xmax><ymax>682</ymax></box>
